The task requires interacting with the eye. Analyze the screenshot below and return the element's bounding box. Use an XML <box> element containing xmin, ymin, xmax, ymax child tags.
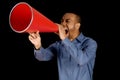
<box><xmin>61</xmin><ymin>19</ymin><xmax>70</xmax><ymax>23</ymax></box>
<box><xmin>66</xmin><ymin>19</ymin><xmax>70</xmax><ymax>23</ymax></box>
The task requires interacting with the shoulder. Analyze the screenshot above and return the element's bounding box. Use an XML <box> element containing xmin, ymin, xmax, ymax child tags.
<box><xmin>84</xmin><ymin>36</ymin><xmax>97</xmax><ymax>47</ymax></box>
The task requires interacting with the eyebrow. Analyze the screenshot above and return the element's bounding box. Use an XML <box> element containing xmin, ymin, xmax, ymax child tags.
<box><xmin>61</xmin><ymin>19</ymin><xmax>71</xmax><ymax>22</ymax></box>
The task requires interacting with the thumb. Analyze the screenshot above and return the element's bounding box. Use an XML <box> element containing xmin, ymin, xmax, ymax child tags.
<box><xmin>54</xmin><ymin>31</ymin><xmax>59</xmax><ymax>35</ymax></box>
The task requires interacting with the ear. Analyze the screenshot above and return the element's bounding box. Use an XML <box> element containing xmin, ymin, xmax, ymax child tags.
<box><xmin>75</xmin><ymin>23</ymin><xmax>81</xmax><ymax>29</ymax></box>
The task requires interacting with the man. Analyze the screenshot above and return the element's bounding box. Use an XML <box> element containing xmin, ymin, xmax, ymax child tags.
<box><xmin>28</xmin><ymin>12</ymin><xmax>97</xmax><ymax>80</ymax></box>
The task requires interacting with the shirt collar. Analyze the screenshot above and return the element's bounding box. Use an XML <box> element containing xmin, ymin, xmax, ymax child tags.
<box><xmin>76</xmin><ymin>32</ymin><xmax>85</xmax><ymax>43</ymax></box>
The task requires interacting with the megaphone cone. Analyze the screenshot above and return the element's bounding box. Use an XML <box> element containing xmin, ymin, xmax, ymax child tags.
<box><xmin>9</xmin><ymin>2</ymin><xmax>58</xmax><ymax>33</ymax></box>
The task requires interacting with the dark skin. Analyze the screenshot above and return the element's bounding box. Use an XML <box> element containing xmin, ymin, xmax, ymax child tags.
<box><xmin>28</xmin><ymin>13</ymin><xmax>81</xmax><ymax>49</ymax></box>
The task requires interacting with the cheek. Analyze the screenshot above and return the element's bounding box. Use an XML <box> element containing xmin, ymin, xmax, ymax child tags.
<box><xmin>67</xmin><ymin>24</ymin><xmax>75</xmax><ymax>30</ymax></box>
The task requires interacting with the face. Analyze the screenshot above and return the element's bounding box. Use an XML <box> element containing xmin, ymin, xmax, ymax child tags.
<box><xmin>61</xmin><ymin>13</ymin><xmax>80</xmax><ymax>33</ymax></box>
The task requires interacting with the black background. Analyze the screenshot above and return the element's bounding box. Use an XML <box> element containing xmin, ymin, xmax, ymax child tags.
<box><xmin>0</xmin><ymin>0</ymin><xmax>118</xmax><ymax>80</ymax></box>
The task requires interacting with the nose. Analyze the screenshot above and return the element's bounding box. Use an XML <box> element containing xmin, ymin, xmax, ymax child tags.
<box><xmin>61</xmin><ymin>23</ymin><xmax>68</xmax><ymax>31</ymax></box>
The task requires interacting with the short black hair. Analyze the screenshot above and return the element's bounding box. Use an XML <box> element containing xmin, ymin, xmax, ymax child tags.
<box><xmin>62</xmin><ymin>9</ymin><xmax>82</xmax><ymax>23</ymax></box>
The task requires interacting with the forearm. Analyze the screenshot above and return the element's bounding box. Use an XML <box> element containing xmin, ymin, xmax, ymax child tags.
<box><xmin>34</xmin><ymin>47</ymin><xmax>54</xmax><ymax>61</ymax></box>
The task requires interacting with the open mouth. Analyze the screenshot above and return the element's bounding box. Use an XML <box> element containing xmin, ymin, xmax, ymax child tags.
<box><xmin>65</xmin><ymin>29</ymin><xmax>68</xmax><ymax>34</ymax></box>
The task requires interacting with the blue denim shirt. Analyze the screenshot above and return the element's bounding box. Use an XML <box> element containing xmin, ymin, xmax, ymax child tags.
<box><xmin>34</xmin><ymin>33</ymin><xmax>97</xmax><ymax>80</ymax></box>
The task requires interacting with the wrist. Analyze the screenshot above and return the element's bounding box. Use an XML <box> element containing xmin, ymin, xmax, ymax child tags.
<box><xmin>34</xmin><ymin>45</ymin><xmax>41</xmax><ymax>50</ymax></box>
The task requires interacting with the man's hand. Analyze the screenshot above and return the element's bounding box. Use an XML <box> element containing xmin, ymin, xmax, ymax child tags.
<box><xmin>55</xmin><ymin>23</ymin><xmax>69</xmax><ymax>40</ymax></box>
<box><xmin>28</xmin><ymin>31</ymin><xmax>41</xmax><ymax>49</ymax></box>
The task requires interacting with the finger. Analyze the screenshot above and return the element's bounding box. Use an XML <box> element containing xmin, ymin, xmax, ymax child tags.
<box><xmin>28</xmin><ymin>35</ymin><xmax>33</xmax><ymax>41</ymax></box>
<box><xmin>36</xmin><ymin>31</ymin><xmax>40</xmax><ymax>36</ymax></box>
<box><xmin>29</xmin><ymin>33</ymin><xmax>37</xmax><ymax>39</ymax></box>
<box><xmin>54</xmin><ymin>32</ymin><xmax>59</xmax><ymax>35</ymax></box>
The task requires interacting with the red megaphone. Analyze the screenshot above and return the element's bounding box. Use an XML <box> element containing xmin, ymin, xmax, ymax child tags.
<box><xmin>9</xmin><ymin>2</ymin><xmax>58</xmax><ymax>33</ymax></box>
